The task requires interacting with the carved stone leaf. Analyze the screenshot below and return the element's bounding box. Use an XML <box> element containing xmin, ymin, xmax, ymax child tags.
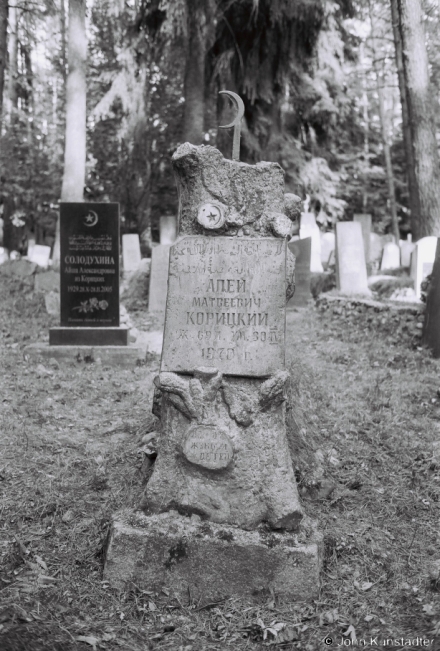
<box><xmin>158</xmin><ymin>372</ymin><xmax>197</xmax><ymax>419</ymax></box>
<box><xmin>222</xmin><ymin>384</ymin><xmax>255</xmax><ymax>427</ymax></box>
<box><xmin>259</xmin><ymin>371</ymin><xmax>290</xmax><ymax>411</ymax></box>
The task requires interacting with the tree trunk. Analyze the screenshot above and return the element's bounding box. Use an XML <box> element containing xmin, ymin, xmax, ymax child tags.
<box><xmin>390</xmin><ymin>0</ymin><xmax>421</xmax><ymax>239</ymax></box>
<box><xmin>6</xmin><ymin>2</ymin><xmax>17</xmax><ymax>118</ymax></box>
<box><xmin>60</xmin><ymin>0</ymin><xmax>67</xmax><ymax>84</ymax></box>
<box><xmin>368</xmin><ymin>3</ymin><xmax>400</xmax><ymax>243</ymax></box>
<box><xmin>53</xmin><ymin>0</ymin><xmax>86</xmax><ymax>264</ymax></box>
<box><xmin>60</xmin><ymin>0</ymin><xmax>87</xmax><ymax>202</ymax></box>
<box><xmin>0</xmin><ymin>0</ymin><xmax>8</xmax><ymax>127</ymax></box>
<box><xmin>395</xmin><ymin>0</ymin><xmax>440</xmax><ymax>239</ymax></box>
<box><xmin>182</xmin><ymin>0</ymin><xmax>207</xmax><ymax>144</ymax></box>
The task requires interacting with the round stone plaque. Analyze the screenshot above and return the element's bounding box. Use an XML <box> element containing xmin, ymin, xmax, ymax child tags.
<box><xmin>183</xmin><ymin>425</ymin><xmax>233</xmax><ymax>470</ymax></box>
<box><xmin>197</xmin><ymin>202</ymin><xmax>226</xmax><ymax>230</ymax></box>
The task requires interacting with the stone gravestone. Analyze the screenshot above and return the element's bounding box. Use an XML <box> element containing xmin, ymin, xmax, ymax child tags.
<box><xmin>28</xmin><ymin>244</ymin><xmax>51</xmax><ymax>268</ymax></box>
<box><xmin>320</xmin><ymin>232</ymin><xmax>335</xmax><ymax>269</ymax></box>
<box><xmin>288</xmin><ymin>237</ymin><xmax>312</xmax><ymax>306</ymax></box>
<box><xmin>422</xmin><ymin>239</ymin><xmax>440</xmax><ymax>356</ymax></box>
<box><xmin>148</xmin><ymin>245</ymin><xmax>171</xmax><ymax>319</ymax></box>
<box><xmin>336</xmin><ymin>221</ymin><xmax>371</xmax><ymax>295</ymax></box>
<box><xmin>400</xmin><ymin>235</ymin><xmax>414</xmax><ymax>268</ymax></box>
<box><xmin>104</xmin><ymin>143</ymin><xmax>321</xmax><ymax>602</ymax></box>
<box><xmin>49</xmin><ymin>203</ymin><xmax>127</xmax><ymax>346</ymax></box>
<box><xmin>411</xmin><ymin>236</ymin><xmax>437</xmax><ymax>300</ymax></box>
<box><xmin>353</xmin><ymin>213</ymin><xmax>372</xmax><ymax>264</ymax></box>
<box><xmin>369</xmin><ymin>232</ymin><xmax>383</xmax><ymax>270</ymax></box>
<box><xmin>159</xmin><ymin>215</ymin><xmax>177</xmax><ymax>245</ymax></box>
<box><xmin>380</xmin><ymin>242</ymin><xmax>401</xmax><ymax>270</ymax></box>
<box><xmin>300</xmin><ymin>212</ymin><xmax>323</xmax><ymax>272</ymax></box>
<box><xmin>122</xmin><ymin>233</ymin><xmax>141</xmax><ymax>272</ymax></box>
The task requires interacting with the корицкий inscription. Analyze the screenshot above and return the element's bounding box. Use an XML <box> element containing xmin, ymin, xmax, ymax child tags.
<box><xmin>161</xmin><ymin>236</ymin><xmax>286</xmax><ymax>376</ymax></box>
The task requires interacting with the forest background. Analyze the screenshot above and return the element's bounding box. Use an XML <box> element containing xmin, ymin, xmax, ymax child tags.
<box><xmin>1</xmin><ymin>0</ymin><xmax>440</xmax><ymax>255</ymax></box>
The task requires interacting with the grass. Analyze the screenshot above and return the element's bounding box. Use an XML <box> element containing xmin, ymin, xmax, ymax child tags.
<box><xmin>1</xmin><ymin>271</ymin><xmax>440</xmax><ymax>649</ymax></box>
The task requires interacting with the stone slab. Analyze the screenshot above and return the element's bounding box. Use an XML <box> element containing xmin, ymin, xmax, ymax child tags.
<box><xmin>103</xmin><ymin>510</ymin><xmax>322</xmax><ymax>602</ymax></box>
<box><xmin>288</xmin><ymin>237</ymin><xmax>311</xmax><ymax>306</ymax></box>
<box><xmin>60</xmin><ymin>203</ymin><xmax>120</xmax><ymax>327</ymax></box>
<box><xmin>148</xmin><ymin>245</ymin><xmax>171</xmax><ymax>317</ymax></box>
<box><xmin>122</xmin><ymin>234</ymin><xmax>142</xmax><ymax>272</ymax></box>
<box><xmin>23</xmin><ymin>343</ymin><xmax>147</xmax><ymax>368</ymax></box>
<box><xmin>335</xmin><ymin>222</ymin><xmax>371</xmax><ymax>295</ymax></box>
<box><xmin>29</xmin><ymin>244</ymin><xmax>51</xmax><ymax>268</ymax></box>
<box><xmin>161</xmin><ymin>237</ymin><xmax>286</xmax><ymax>376</ymax></box>
<box><xmin>320</xmin><ymin>232</ymin><xmax>335</xmax><ymax>268</ymax></box>
<box><xmin>35</xmin><ymin>270</ymin><xmax>60</xmax><ymax>293</ymax></box>
<box><xmin>49</xmin><ymin>327</ymin><xmax>128</xmax><ymax>346</ymax></box>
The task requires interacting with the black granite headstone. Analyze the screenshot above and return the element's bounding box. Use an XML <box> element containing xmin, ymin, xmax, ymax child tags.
<box><xmin>422</xmin><ymin>238</ymin><xmax>440</xmax><ymax>357</ymax></box>
<box><xmin>287</xmin><ymin>237</ymin><xmax>312</xmax><ymax>307</ymax></box>
<box><xmin>50</xmin><ymin>203</ymin><xmax>127</xmax><ymax>346</ymax></box>
<box><xmin>60</xmin><ymin>203</ymin><xmax>119</xmax><ymax>326</ymax></box>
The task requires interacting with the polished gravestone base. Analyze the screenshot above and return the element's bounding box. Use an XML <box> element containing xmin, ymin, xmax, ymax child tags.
<box><xmin>49</xmin><ymin>326</ymin><xmax>128</xmax><ymax>346</ymax></box>
<box><xmin>104</xmin><ymin>510</ymin><xmax>323</xmax><ymax>603</ymax></box>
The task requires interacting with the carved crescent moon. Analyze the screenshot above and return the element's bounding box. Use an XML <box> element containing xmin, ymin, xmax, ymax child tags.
<box><xmin>84</xmin><ymin>210</ymin><xmax>98</xmax><ymax>227</ymax></box>
<box><xmin>218</xmin><ymin>90</ymin><xmax>245</xmax><ymax>130</ymax></box>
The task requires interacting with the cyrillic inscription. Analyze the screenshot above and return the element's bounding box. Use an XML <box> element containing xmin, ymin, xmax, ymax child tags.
<box><xmin>183</xmin><ymin>425</ymin><xmax>233</xmax><ymax>470</ymax></box>
<box><xmin>161</xmin><ymin>237</ymin><xmax>286</xmax><ymax>376</ymax></box>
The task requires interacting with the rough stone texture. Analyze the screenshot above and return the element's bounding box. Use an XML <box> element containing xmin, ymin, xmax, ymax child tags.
<box><xmin>161</xmin><ymin>237</ymin><xmax>287</xmax><ymax>376</ymax></box>
<box><xmin>143</xmin><ymin>369</ymin><xmax>303</xmax><ymax>531</ymax></box>
<box><xmin>335</xmin><ymin>222</ymin><xmax>371</xmax><ymax>296</ymax></box>
<box><xmin>104</xmin><ymin>510</ymin><xmax>322</xmax><ymax>602</ymax></box>
<box><xmin>44</xmin><ymin>291</ymin><xmax>60</xmax><ymax>316</ymax></box>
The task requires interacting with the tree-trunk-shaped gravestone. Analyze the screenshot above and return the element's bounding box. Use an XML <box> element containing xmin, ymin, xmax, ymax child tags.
<box><xmin>104</xmin><ymin>142</ymin><xmax>322</xmax><ymax>602</ymax></box>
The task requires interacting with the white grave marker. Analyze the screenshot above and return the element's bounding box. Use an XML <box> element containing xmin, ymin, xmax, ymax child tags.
<box><xmin>411</xmin><ymin>236</ymin><xmax>437</xmax><ymax>299</ymax></box>
<box><xmin>28</xmin><ymin>244</ymin><xmax>51</xmax><ymax>268</ymax></box>
<box><xmin>336</xmin><ymin>222</ymin><xmax>370</xmax><ymax>295</ymax></box>
<box><xmin>380</xmin><ymin>242</ymin><xmax>400</xmax><ymax>270</ymax></box>
<box><xmin>159</xmin><ymin>215</ymin><xmax>177</xmax><ymax>245</ymax></box>
<box><xmin>400</xmin><ymin>235</ymin><xmax>414</xmax><ymax>268</ymax></box>
<box><xmin>122</xmin><ymin>234</ymin><xmax>142</xmax><ymax>272</ymax></box>
<box><xmin>320</xmin><ymin>232</ymin><xmax>335</xmax><ymax>268</ymax></box>
<box><xmin>300</xmin><ymin>212</ymin><xmax>323</xmax><ymax>272</ymax></box>
<box><xmin>148</xmin><ymin>245</ymin><xmax>171</xmax><ymax>318</ymax></box>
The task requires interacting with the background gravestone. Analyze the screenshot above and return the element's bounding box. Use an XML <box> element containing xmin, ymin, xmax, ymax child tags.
<box><xmin>353</xmin><ymin>213</ymin><xmax>372</xmax><ymax>264</ymax></box>
<box><xmin>104</xmin><ymin>143</ymin><xmax>322</xmax><ymax>603</ymax></box>
<box><xmin>122</xmin><ymin>233</ymin><xmax>141</xmax><ymax>272</ymax></box>
<box><xmin>159</xmin><ymin>215</ymin><xmax>177</xmax><ymax>245</ymax></box>
<box><xmin>411</xmin><ymin>236</ymin><xmax>437</xmax><ymax>300</ymax></box>
<box><xmin>400</xmin><ymin>235</ymin><xmax>414</xmax><ymax>268</ymax></box>
<box><xmin>320</xmin><ymin>232</ymin><xmax>335</xmax><ymax>269</ymax></box>
<box><xmin>300</xmin><ymin>212</ymin><xmax>323</xmax><ymax>272</ymax></box>
<box><xmin>380</xmin><ymin>242</ymin><xmax>400</xmax><ymax>270</ymax></box>
<box><xmin>148</xmin><ymin>245</ymin><xmax>171</xmax><ymax>319</ymax></box>
<box><xmin>336</xmin><ymin>222</ymin><xmax>370</xmax><ymax>295</ymax></box>
<box><xmin>49</xmin><ymin>203</ymin><xmax>127</xmax><ymax>346</ymax></box>
<box><xmin>288</xmin><ymin>237</ymin><xmax>312</xmax><ymax>306</ymax></box>
<box><xmin>29</xmin><ymin>244</ymin><xmax>51</xmax><ymax>268</ymax></box>
<box><xmin>422</xmin><ymin>238</ymin><xmax>440</xmax><ymax>356</ymax></box>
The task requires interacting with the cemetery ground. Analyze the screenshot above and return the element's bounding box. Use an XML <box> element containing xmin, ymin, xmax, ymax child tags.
<box><xmin>1</xmin><ymin>271</ymin><xmax>440</xmax><ymax>650</ymax></box>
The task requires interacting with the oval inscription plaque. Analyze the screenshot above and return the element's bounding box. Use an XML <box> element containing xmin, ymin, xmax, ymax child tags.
<box><xmin>183</xmin><ymin>425</ymin><xmax>233</xmax><ymax>470</ymax></box>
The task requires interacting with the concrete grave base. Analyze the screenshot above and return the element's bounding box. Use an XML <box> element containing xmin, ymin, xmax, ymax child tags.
<box><xmin>49</xmin><ymin>326</ymin><xmax>128</xmax><ymax>346</ymax></box>
<box><xmin>103</xmin><ymin>509</ymin><xmax>322</xmax><ymax>603</ymax></box>
<box><xmin>23</xmin><ymin>343</ymin><xmax>152</xmax><ymax>368</ymax></box>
